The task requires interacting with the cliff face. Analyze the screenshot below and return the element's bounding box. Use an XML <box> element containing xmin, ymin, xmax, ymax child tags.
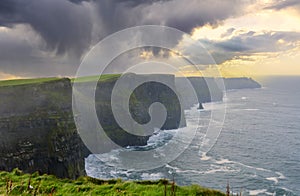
<box><xmin>94</xmin><ymin>73</ymin><xmax>185</xmax><ymax>148</ymax></box>
<box><xmin>223</xmin><ymin>77</ymin><xmax>261</xmax><ymax>90</ymax></box>
<box><xmin>0</xmin><ymin>78</ymin><xmax>90</xmax><ymax>179</ymax></box>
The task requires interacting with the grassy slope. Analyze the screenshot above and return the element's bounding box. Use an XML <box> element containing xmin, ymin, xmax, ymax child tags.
<box><xmin>0</xmin><ymin>169</ymin><xmax>225</xmax><ymax>196</ymax></box>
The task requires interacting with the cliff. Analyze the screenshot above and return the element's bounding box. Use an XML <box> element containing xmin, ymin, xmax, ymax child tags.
<box><xmin>223</xmin><ymin>77</ymin><xmax>261</xmax><ymax>90</ymax></box>
<box><xmin>0</xmin><ymin>74</ymin><xmax>185</xmax><ymax>178</ymax></box>
<box><xmin>76</xmin><ymin>73</ymin><xmax>185</xmax><ymax>150</ymax></box>
<box><xmin>175</xmin><ymin>77</ymin><xmax>223</xmax><ymax>109</ymax></box>
<box><xmin>0</xmin><ymin>78</ymin><xmax>90</xmax><ymax>179</ymax></box>
<box><xmin>0</xmin><ymin>75</ymin><xmax>260</xmax><ymax>179</ymax></box>
<box><xmin>175</xmin><ymin>77</ymin><xmax>261</xmax><ymax>109</ymax></box>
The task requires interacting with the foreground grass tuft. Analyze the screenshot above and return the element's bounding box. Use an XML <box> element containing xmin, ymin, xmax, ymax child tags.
<box><xmin>0</xmin><ymin>169</ymin><xmax>225</xmax><ymax>195</ymax></box>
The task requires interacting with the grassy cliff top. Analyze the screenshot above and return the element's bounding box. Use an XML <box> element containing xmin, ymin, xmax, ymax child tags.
<box><xmin>0</xmin><ymin>169</ymin><xmax>225</xmax><ymax>195</ymax></box>
<box><xmin>0</xmin><ymin>74</ymin><xmax>122</xmax><ymax>87</ymax></box>
<box><xmin>0</xmin><ymin>75</ymin><xmax>260</xmax><ymax>87</ymax></box>
<box><xmin>0</xmin><ymin>77</ymin><xmax>62</xmax><ymax>87</ymax></box>
<box><xmin>70</xmin><ymin>74</ymin><xmax>121</xmax><ymax>83</ymax></box>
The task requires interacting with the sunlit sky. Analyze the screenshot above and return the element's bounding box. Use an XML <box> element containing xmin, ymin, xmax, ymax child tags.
<box><xmin>0</xmin><ymin>0</ymin><xmax>300</xmax><ymax>80</ymax></box>
<box><xmin>191</xmin><ymin>1</ymin><xmax>300</xmax><ymax>77</ymax></box>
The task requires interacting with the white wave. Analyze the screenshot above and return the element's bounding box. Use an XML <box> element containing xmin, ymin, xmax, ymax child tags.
<box><xmin>141</xmin><ymin>172</ymin><xmax>164</xmax><ymax>180</ymax></box>
<box><xmin>166</xmin><ymin>160</ymin><xmax>239</xmax><ymax>175</ymax></box>
<box><xmin>199</xmin><ymin>152</ymin><xmax>211</xmax><ymax>161</ymax></box>
<box><xmin>242</xmin><ymin>97</ymin><xmax>247</xmax><ymax>100</ymax></box>
<box><xmin>165</xmin><ymin>164</ymin><xmax>180</xmax><ymax>171</ymax></box>
<box><xmin>248</xmin><ymin>189</ymin><xmax>268</xmax><ymax>195</ymax></box>
<box><xmin>204</xmin><ymin>166</ymin><xmax>237</xmax><ymax>174</ymax></box>
<box><xmin>91</xmin><ymin>149</ymin><xmax>121</xmax><ymax>164</ymax></box>
<box><xmin>173</xmin><ymin>168</ymin><xmax>205</xmax><ymax>175</ymax></box>
<box><xmin>141</xmin><ymin>104</ymin><xmax>201</xmax><ymax>150</ymax></box>
<box><xmin>109</xmin><ymin>169</ymin><xmax>132</xmax><ymax>179</ymax></box>
<box><xmin>165</xmin><ymin>164</ymin><xmax>202</xmax><ymax>175</ymax></box>
<box><xmin>209</xmin><ymin>157</ymin><xmax>289</xmax><ymax>193</ymax></box>
<box><xmin>266</xmin><ymin>171</ymin><xmax>286</xmax><ymax>185</ymax></box>
<box><xmin>264</xmin><ymin>192</ymin><xmax>275</xmax><ymax>195</ymax></box>
<box><xmin>266</xmin><ymin>172</ymin><xmax>286</xmax><ymax>184</ymax></box>
<box><xmin>231</xmin><ymin>160</ymin><xmax>271</xmax><ymax>172</ymax></box>
<box><xmin>280</xmin><ymin>187</ymin><xmax>295</xmax><ymax>195</ymax></box>
<box><xmin>215</xmin><ymin>158</ymin><xmax>232</xmax><ymax>164</ymax></box>
<box><xmin>266</xmin><ymin>177</ymin><xmax>278</xmax><ymax>184</ymax></box>
<box><xmin>165</xmin><ymin>165</ymin><xmax>235</xmax><ymax>175</ymax></box>
<box><xmin>243</xmin><ymin>109</ymin><xmax>260</xmax><ymax>111</ymax></box>
<box><xmin>275</xmin><ymin>171</ymin><xmax>286</xmax><ymax>179</ymax></box>
<box><xmin>146</xmin><ymin>129</ymin><xmax>175</xmax><ymax>148</ymax></box>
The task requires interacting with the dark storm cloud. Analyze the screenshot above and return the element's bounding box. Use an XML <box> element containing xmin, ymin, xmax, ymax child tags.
<box><xmin>88</xmin><ymin>0</ymin><xmax>250</xmax><ymax>66</ymax></box>
<box><xmin>0</xmin><ymin>1</ymin><xmax>14</xmax><ymax>22</ymax></box>
<box><xmin>0</xmin><ymin>0</ymin><xmax>93</xmax><ymax>57</ymax></box>
<box><xmin>0</xmin><ymin>0</ymin><xmax>249</xmax><ymax>57</ymax></box>
<box><xmin>0</xmin><ymin>0</ymin><xmax>252</xmax><ymax>77</ymax></box>
<box><xmin>265</xmin><ymin>0</ymin><xmax>300</xmax><ymax>11</ymax></box>
<box><xmin>92</xmin><ymin>0</ymin><xmax>247</xmax><ymax>37</ymax></box>
<box><xmin>0</xmin><ymin>26</ymin><xmax>78</xmax><ymax>77</ymax></box>
<box><xmin>200</xmin><ymin>31</ymin><xmax>300</xmax><ymax>64</ymax></box>
<box><xmin>68</xmin><ymin>0</ymin><xmax>90</xmax><ymax>4</ymax></box>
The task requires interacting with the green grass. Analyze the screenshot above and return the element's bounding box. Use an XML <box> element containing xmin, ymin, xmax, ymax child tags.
<box><xmin>0</xmin><ymin>74</ymin><xmax>121</xmax><ymax>87</ymax></box>
<box><xmin>0</xmin><ymin>77</ymin><xmax>61</xmax><ymax>87</ymax></box>
<box><xmin>0</xmin><ymin>169</ymin><xmax>225</xmax><ymax>195</ymax></box>
<box><xmin>71</xmin><ymin>74</ymin><xmax>121</xmax><ymax>83</ymax></box>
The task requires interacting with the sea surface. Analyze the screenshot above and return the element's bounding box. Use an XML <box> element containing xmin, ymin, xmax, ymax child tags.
<box><xmin>86</xmin><ymin>76</ymin><xmax>300</xmax><ymax>195</ymax></box>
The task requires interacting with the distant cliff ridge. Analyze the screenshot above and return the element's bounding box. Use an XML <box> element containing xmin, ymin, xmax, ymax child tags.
<box><xmin>223</xmin><ymin>77</ymin><xmax>261</xmax><ymax>90</ymax></box>
<box><xmin>175</xmin><ymin>77</ymin><xmax>223</xmax><ymax>109</ymax></box>
<box><xmin>0</xmin><ymin>75</ymin><xmax>261</xmax><ymax>179</ymax></box>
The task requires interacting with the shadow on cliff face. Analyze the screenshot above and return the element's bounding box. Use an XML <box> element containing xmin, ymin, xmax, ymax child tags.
<box><xmin>96</xmin><ymin>77</ymin><xmax>183</xmax><ymax>148</ymax></box>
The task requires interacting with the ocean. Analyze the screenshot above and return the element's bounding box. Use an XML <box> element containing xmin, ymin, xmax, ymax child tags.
<box><xmin>86</xmin><ymin>76</ymin><xmax>300</xmax><ymax>195</ymax></box>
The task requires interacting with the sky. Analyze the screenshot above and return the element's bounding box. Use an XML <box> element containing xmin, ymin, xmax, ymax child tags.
<box><xmin>0</xmin><ymin>0</ymin><xmax>300</xmax><ymax>80</ymax></box>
